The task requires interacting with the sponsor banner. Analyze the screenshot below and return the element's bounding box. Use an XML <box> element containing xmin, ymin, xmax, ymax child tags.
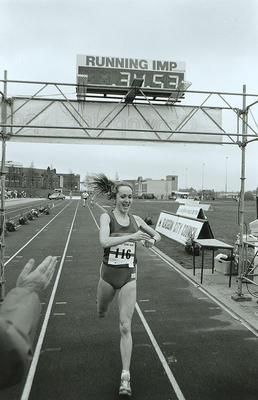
<box><xmin>77</xmin><ymin>55</ymin><xmax>186</xmax><ymax>72</ymax></box>
<box><xmin>156</xmin><ymin>212</ymin><xmax>204</xmax><ymax>245</ymax></box>
<box><xmin>8</xmin><ymin>99</ymin><xmax>223</xmax><ymax>144</ymax></box>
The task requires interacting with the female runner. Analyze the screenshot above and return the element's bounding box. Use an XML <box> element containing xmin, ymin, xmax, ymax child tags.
<box><xmin>91</xmin><ymin>174</ymin><xmax>161</xmax><ymax>397</ymax></box>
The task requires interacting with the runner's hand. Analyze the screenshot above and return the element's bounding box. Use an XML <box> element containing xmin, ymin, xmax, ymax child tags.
<box><xmin>131</xmin><ymin>230</ymin><xmax>151</xmax><ymax>242</ymax></box>
<box><xmin>144</xmin><ymin>238</ymin><xmax>156</xmax><ymax>248</ymax></box>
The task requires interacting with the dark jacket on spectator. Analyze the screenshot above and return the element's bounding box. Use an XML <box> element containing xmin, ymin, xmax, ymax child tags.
<box><xmin>0</xmin><ymin>288</ymin><xmax>41</xmax><ymax>389</ymax></box>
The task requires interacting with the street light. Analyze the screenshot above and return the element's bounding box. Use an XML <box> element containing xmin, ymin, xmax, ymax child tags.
<box><xmin>225</xmin><ymin>156</ymin><xmax>229</xmax><ymax>197</ymax></box>
<box><xmin>201</xmin><ymin>163</ymin><xmax>205</xmax><ymax>196</ymax></box>
<box><xmin>185</xmin><ymin>168</ymin><xmax>188</xmax><ymax>189</ymax></box>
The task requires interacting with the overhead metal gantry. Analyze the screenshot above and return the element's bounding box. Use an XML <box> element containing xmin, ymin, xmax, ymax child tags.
<box><xmin>1</xmin><ymin>71</ymin><xmax>258</xmax><ymax>301</ymax></box>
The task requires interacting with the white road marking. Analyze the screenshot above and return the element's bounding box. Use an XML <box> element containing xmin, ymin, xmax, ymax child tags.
<box><xmin>136</xmin><ymin>304</ymin><xmax>186</xmax><ymax>400</ymax></box>
<box><xmin>55</xmin><ymin>302</ymin><xmax>67</xmax><ymax>305</ymax></box>
<box><xmin>4</xmin><ymin>202</ymin><xmax>71</xmax><ymax>267</ymax></box>
<box><xmin>53</xmin><ymin>313</ymin><xmax>66</xmax><ymax>316</ymax></box>
<box><xmin>89</xmin><ymin>203</ymin><xmax>186</xmax><ymax>400</ymax></box>
<box><xmin>20</xmin><ymin>201</ymin><xmax>79</xmax><ymax>400</ymax></box>
<box><xmin>43</xmin><ymin>347</ymin><xmax>62</xmax><ymax>353</ymax></box>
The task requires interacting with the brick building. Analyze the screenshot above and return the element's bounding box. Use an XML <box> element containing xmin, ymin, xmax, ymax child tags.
<box><xmin>5</xmin><ymin>161</ymin><xmax>80</xmax><ymax>196</ymax></box>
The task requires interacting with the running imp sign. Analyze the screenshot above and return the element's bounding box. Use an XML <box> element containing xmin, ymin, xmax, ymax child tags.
<box><xmin>156</xmin><ymin>211</ymin><xmax>213</xmax><ymax>245</ymax></box>
<box><xmin>76</xmin><ymin>54</ymin><xmax>186</xmax><ymax>97</ymax></box>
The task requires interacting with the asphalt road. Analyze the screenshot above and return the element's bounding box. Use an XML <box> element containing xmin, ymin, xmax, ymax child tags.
<box><xmin>1</xmin><ymin>199</ymin><xmax>258</xmax><ymax>400</ymax></box>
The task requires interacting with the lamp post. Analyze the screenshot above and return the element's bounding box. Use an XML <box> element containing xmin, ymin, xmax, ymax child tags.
<box><xmin>225</xmin><ymin>156</ymin><xmax>229</xmax><ymax>198</ymax></box>
<box><xmin>185</xmin><ymin>168</ymin><xmax>188</xmax><ymax>189</ymax></box>
<box><xmin>201</xmin><ymin>163</ymin><xmax>205</xmax><ymax>199</ymax></box>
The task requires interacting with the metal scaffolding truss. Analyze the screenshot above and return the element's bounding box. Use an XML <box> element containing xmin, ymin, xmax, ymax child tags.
<box><xmin>0</xmin><ymin>77</ymin><xmax>257</xmax><ymax>145</ymax></box>
<box><xmin>1</xmin><ymin>72</ymin><xmax>258</xmax><ymax>301</ymax></box>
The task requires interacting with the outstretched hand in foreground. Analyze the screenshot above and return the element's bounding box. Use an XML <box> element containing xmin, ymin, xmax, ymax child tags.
<box><xmin>16</xmin><ymin>256</ymin><xmax>57</xmax><ymax>293</ymax></box>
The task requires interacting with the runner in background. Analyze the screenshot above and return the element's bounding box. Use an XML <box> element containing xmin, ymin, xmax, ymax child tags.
<box><xmin>81</xmin><ymin>191</ymin><xmax>89</xmax><ymax>207</ymax></box>
<box><xmin>90</xmin><ymin>174</ymin><xmax>161</xmax><ymax>397</ymax></box>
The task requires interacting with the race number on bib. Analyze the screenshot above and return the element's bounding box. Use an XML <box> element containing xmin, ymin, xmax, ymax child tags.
<box><xmin>108</xmin><ymin>242</ymin><xmax>135</xmax><ymax>268</ymax></box>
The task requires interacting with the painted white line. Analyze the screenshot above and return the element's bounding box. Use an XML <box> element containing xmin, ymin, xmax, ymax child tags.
<box><xmin>53</xmin><ymin>313</ymin><xmax>66</xmax><ymax>316</ymax></box>
<box><xmin>20</xmin><ymin>201</ymin><xmax>79</xmax><ymax>400</ymax></box>
<box><xmin>5</xmin><ymin>202</ymin><xmax>71</xmax><ymax>267</ymax></box>
<box><xmin>55</xmin><ymin>302</ymin><xmax>67</xmax><ymax>305</ymax></box>
<box><xmin>88</xmin><ymin>203</ymin><xmax>186</xmax><ymax>400</ymax></box>
<box><xmin>88</xmin><ymin>203</ymin><xmax>100</xmax><ymax>228</ymax></box>
<box><xmin>44</xmin><ymin>347</ymin><xmax>61</xmax><ymax>352</ymax></box>
<box><xmin>136</xmin><ymin>303</ymin><xmax>186</xmax><ymax>400</ymax></box>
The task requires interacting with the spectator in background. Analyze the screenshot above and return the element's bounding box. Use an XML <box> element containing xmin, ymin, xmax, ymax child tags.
<box><xmin>0</xmin><ymin>256</ymin><xmax>57</xmax><ymax>390</ymax></box>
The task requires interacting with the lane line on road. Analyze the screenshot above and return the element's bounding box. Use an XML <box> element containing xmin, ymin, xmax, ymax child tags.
<box><xmin>135</xmin><ymin>304</ymin><xmax>186</xmax><ymax>400</ymax></box>
<box><xmin>53</xmin><ymin>313</ymin><xmax>66</xmax><ymax>316</ymax></box>
<box><xmin>20</xmin><ymin>201</ymin><xmax>80</xmax><ymax>400</ymax></box>
<box><xmin>89</xmin><ymin>203</ymin><xmax>186</xmax><ymax>400</ymax></box>
<box><xmin>5</xmin><ymin>202</ymin><xmax>72</xmax><ymax>267</ymax></box>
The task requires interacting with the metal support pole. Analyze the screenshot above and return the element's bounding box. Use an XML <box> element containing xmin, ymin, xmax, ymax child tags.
<box><xmin>232</xmin><ymin>84</ymin><xmax>251</xmax><ymax>301</ymax></box>
<box><xmin>256</xmin><ymin>188</ymin><xmax>258</xmax><ymax>219</ymax></box>
<box><xmin>0</xmin><ymin>70</ymin><xmax>8</xmax><ymax>302</ymax></box>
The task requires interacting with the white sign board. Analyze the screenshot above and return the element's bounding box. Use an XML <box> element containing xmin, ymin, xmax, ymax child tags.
<box><xmin>175</xmin><ymin>198</ymin><xmax>200</xmax><ymax>205</ymax></box>
<box><xmin>176</xmin><ymin>205</ymin><xmax>202</xmax><ymax>219</ymax></box>
<box><xmin>156</xmin><ymin>212</ymin><xmax>204</xmax><ymax>245</ymax></box>
<box><xmin>199</xmin><ymin>204</ymin><xmax>211</xmax><ymax>211</ymax></box>
<box><xmin>176</xmin><ymin>204</ymin><xmax>211</xmax><ymax>217</ymax></box>
<box><xmin>6</xmin><ymin>99</ymin><xmax>223</xmax><ymax>144</ymax></box>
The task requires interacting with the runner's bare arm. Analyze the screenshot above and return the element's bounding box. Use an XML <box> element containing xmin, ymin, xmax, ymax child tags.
<box><xmin>99</xmin><ymin>213</ymin><xmax>151</xmax><ymax>248</ymax></box>
<box><xmin>134</xmin><ymin>215</ymin><xmax>161</xmax><ymax>244</ymax></box>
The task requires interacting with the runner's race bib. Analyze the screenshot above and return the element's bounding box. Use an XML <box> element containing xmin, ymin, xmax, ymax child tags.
<box><xmin>108</xmin><ymin>242</ymin><xmax>135</xmax><ymax>268</ymax></box>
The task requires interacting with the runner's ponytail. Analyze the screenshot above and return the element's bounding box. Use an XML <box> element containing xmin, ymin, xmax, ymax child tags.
<box><xmin>89</xmin><ymin>174</ymin><xmax>116</xmax><ymax>199</ymax></box>
<box><xmin>89</xmin><ymin>173</ymin><xmax>133</xmax><ymax>200</ymax></box>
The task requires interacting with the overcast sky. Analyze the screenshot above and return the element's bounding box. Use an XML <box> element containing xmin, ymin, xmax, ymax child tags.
<box><xmin>1</xmin><ymin>0</ymin><xmax>258</xmax><ymax>191</ymax></box>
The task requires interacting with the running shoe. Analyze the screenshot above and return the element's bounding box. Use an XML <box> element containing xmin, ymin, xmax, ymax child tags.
<box><xmin>119</xmin><ymin>376</ymin><xmax>132</xmax><ymax>397</ymax></box>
